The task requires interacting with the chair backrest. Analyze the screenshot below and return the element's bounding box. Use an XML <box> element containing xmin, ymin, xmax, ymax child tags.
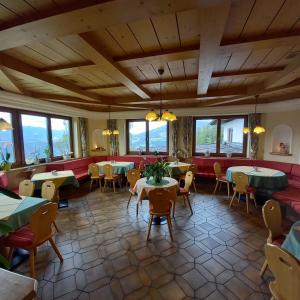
<box><xmin>262</xmin><ymin>200</ymin><xmax>283</xmax><ymax>242</ymax></box>
<box><xmin>188</xmin><ymin>164</ymin><xmax>198</xmax><ymax>174</ymax></box>
<box><xmin>41</xmin><ymin>181</ymin><xmax>57</xmax><ymax>202</ymax></box>
<box><xmin>184</xmin><ymin>171</ymin><xmax>194</xmax><ymax>191</ymax></box>
<box><xmin>138</xmin><ymin>161</ymin><xmax>145</xmax><ymax>172</ymax></box>
<box><xmin>213</xmin><ymin>162</ymin><xmax>222</xmax><ymax>178</ymax></box>
<box><xmin>148</xmin><ymin>188</ymin><xmax>172</xmax><ymax>214</ymax></box>
<box><xmin>167</xmin><ymin>156</ymin><xmax>176</xmax><ymax>162</ymax></box>
<box><xmin>19</xmin><ymin>180</ymin><xmax>35</xmax><ymax>197</ymax></box>
<box><xmin>232</xmin><ymin>172</ymin><xmax>249</xmax><ymax>193</ymax></box>
<box><xmin>265</xmin><ymin>243</ymin><xmax>300</xmax><ymax>300</ymax></box>
<box><xmin>103</xmin><ymin>164</ymin><xmax>113</xmax><ymax>177</ymax></box>
<box><xmin>29</xmin><ymin>202</ymin><xmax>57</xmax><ymax>245</ymax></box>
<box><xmin>127</xmin><ymin>169</ymin><xmax>141</xmax><ymax>188</ymax></box>
<box><xmin>88</xmin><ymin>163</ymin><xmax>100</xmax><ymax>177</ymax></box>
<box><xmin>184</xmin><ymin>157</ymin><xmax>193</xmax><ymax>164</ymax></box>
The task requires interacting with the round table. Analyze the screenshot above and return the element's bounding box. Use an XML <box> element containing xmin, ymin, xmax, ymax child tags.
<box><xmin>282</xmin><ymin>220</ymin><xmax>300</xmax><ymax>260</ymax></box>
<box><xmin>133</xmin><ymin>177</ymin><xmax>178</xmax><ymax>225</ymax></box>
<box><xmin>226</xmin><ymin>166</ymin><xmax>288</xmax><ymax>190</ymax></box>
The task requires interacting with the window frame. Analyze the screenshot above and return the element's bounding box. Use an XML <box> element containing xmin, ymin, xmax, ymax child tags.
<box><xmin>126</xmin><ymin>119</ymin><xmax>169</xmax><ymax>155</ymax></box>
<box><xmin>0</xmin><ymin>106</ymin><xmax>73</xmax><ymax>167</ymax></box>
<box><xmin>192</xmin><ymin>115</ymin><xmax>248</xmax><ymax>157</ymax></box>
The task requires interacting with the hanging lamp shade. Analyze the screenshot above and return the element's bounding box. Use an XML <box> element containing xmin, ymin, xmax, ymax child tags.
<box><xmin>145</xmin><ymin>109</ymin><xmax>158</xmax><ymax>121</ymax></box>
<box><xmin>253</xmin><ymin>126</ymin><xmax>265</xmax><ymax>134</ymax></box>
<box><xmin>169</xmin><ymin>112</ymin><xmax>177</xmax><ymax>122</ymax></box>
<box><xmin>102</xmin><ymin>129</ymin><xmax>112</xmax><ymax>136</ymax></box>
<box><xmin>0</xmin><ymin>118</ymin><xmax>13</xmax><ymax>131</ymax></box>
<box><xmin>113</xmin><ymin>129</ymin><xmax>120</xmax><ymax>135</ymax></box>
<box><xmin>243</xmin><ymin>127</ymin><xmax>250</xmax><ymax>134</ymax></box>
<box><xmin>161</xmin><ymin>110</ymin><xmax>171</xmax><ymax>121</ymax></box>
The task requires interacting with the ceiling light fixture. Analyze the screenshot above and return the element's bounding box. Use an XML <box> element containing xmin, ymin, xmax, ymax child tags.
<box><xmin>102</xmin><ymin>107</ymin><xmax>119</xmax><ymax>136</ymax></box>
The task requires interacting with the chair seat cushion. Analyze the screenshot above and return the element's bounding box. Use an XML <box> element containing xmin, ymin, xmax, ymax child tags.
<box><xmin>105</xmin><ymin>174</ymin><xmax>119</xmax><ymax>180</ymax></box>
<box><xmin>2</xmin><ymin>225</ymin><xmax>34</xmax><ymax>248</ymax></box>
<box><xmin>179</xmin><ymin>187</ymin><xmax>188</xmax><ymax>195</ymax></box>
<box><xmin>217</xmin><ymin>175</ymin><xmax>227</xmax><ymax>181</ymax></box>
<box><xmin>272</xmin><ymin>235</ymin><xmax>285</xmax><ymax>246</ymax></box>
<box><xmin>247</xmin><ymin>187</ymin><xmax>256</xmax><ymax>194</ymax></box>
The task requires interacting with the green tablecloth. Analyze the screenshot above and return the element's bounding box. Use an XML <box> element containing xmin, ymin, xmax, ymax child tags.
<box><xmin>31</xmin><ymin>170</ymin><xmax>79</xmax><ymax>189</ymax></box>
<box><xmin>167</xmin><ymin>162</ymin><xmax>190</xmax><ymax>176</ymax></box>
<box><xmin>0</xmin><ymin>195</ymin><xmax>48</xmax><ymax>231</ymax></box>
<box><xmin>226</xmin><ymin>166</ymin><xmax>288</xmax><ymax>190</ymax></box>
<box><xmin>282</xmin><ymin>221</ymin><xmax>300</xmax><ymax>260</ymax></box>
<box><xmin>96</xmin><ymin>161</ymin><xmax>135</xmax><ymax>175</ymax></box>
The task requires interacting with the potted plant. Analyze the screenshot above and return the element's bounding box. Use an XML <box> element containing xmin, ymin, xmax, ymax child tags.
<box><xmin>144</xmin><ymin>159</ymin><xmax>169</xmax><ymax>185</ymax></box>
<box><xmin>0</xmin><ymin>146</ymin><xmax>11</xmax><ymax>171</ymax></box>
<box><xmin>44</xmin><ymin>147</ymin><xmax>51</xmax><ymax>163</ymax></box>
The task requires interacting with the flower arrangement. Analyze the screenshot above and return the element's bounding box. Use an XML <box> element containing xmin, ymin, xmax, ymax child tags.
<box><xmin>144</xmin><ymin>159</ymin><xmax>169</xmax><ymax>184</ymax></box>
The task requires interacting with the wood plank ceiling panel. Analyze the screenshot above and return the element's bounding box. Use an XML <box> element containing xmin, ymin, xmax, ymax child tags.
<box><xmin>150</xmin><ymin>62</ymin><xmax>172</xmax><ymax>80</ymax></box>
<box><xmin>224</xmin><ymin>51</ymin><xmax>251</xmax><ymax>71</ymax></box>
<box><xmin>151</xmin><ymin>13</ymin><xmax>180</xmax><ymax>50</ymax></box>
<box><xmin>0</xmin><ymin>4</ymin><xmax>19</xmax><ymax>24</ymax></box>
<box><xmin>240</xmin><ymin>48</ymin><xmax>273</xmax><ymax>70</ymax></box>
<box><xmin>25</xmin><ymin>0</ymin><xmax>57</xmax><ymax>12</ymax></box>
<box><xmin>0</xmin><ymin>0</ymin><xmax>37</xmax><ymax>17</ymax></box>
<box><xmin>137</xmin><ymin>64</ymin><xmax>158</xmax><ymax>80</ymax></box>
<box><xmin>106</xmin><ymin>23</ymin><xmax>143</xmax><ymax>55</ymax></box>
<box><xmin>128</xmin><ymin>18</ymin><xmax>161</xmax><ymax>52</ymax></box>
<box><xmin>239</xmin><ymin>0</ymin><xmax>285</xmax><ymax>38</ymax></box>
<box><xmin>177</xmin><ymin>9</ymin><xmax>200</xmax><ymax>47</ymax></box>
<box><xmin>183</xmin><ymin>58</ymin><xmax>198</xmax><ymax>77</ymax></box>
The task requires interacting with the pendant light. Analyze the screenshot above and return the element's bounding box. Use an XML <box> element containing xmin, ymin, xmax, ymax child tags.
<box><xmin>0</xmin><ymin>118</ymin><xmax>13</xmax><ymax>131</ymax></box>
<box><xmin>243</xmin><ymin>95</ymin><xmax>265</xmax><ymax>135</ymax></box>
<box><xmin>102</xmin><ymin>107</ymin><xmax>119</xmax><ymax>135</ymax></box>
<box><xmin>145</xmin><ymin>68</ymin><xmax>177</xmax><ymax>122</ymax></box>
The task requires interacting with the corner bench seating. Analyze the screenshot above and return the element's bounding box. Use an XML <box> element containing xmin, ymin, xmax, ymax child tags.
<box><xmin>1</xmin><ymin>155</ymin><xmax>299</xmax><ymax>214</ymax></box>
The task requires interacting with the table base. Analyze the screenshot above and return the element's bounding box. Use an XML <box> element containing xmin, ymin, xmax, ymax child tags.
<box><xmin>143</xmin><ymin>213</ymin><xmax>167</xmax><ymax>225</ymax></box>
<box><xmin>10</xmin><ymin>248</ymin><xmax>29</xmax><ymax>271</ymax></box>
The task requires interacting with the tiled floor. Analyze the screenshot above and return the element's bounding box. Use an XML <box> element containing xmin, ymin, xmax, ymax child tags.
<box><xmin>16</xmin><ymin>183</ymin><xmax>274</xmax><ymax>299</ymax></box>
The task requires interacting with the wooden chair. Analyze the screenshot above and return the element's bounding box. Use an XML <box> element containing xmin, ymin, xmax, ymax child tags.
<box><xmin>175</xmin><ymin>171</ymin><xmax>194</xmax><ymax>217</ymax></box>
<box><xmin>126</xmin><ymin>169</ymin><xmax>141</xmax><ymax>213</ymax></box>
<box><xmin>41</xmin><ymin>181</ymin><xmax>60</xmax><ymax>232</ymax></box>
<box><xmin>260</xmin><ymin>200</ymin><xmax>286</xmax><ymax>277</ymax></box>
<box><xmin>88</xmin><ymin>163</ymin><xmax>104</xmax><ymax>191</ymax></box>
<box><xmin>147</xmin><ymin>189</ymin><xmax>173</xmax><ymax>241</ymax></box>
<box><xmin>19</xmin><ymin>180</ymin><xmax>35</xmax><ymax>197</ymax></box>
<box><xmin>103</xmin><ymin>164</ymin><xmax>119</xmax><ymax>192</ymax></box>
<box><xmin>138</xmin><ymin>160</ymin><xmax>145</xmax><ymax>176</ymax></box>
<box><xmin>265</xmin><ymin>243</ymin><xmax>300</xmax><ymax>300</ymax></box>
<box><xmin>179</xmin><ymin>164</ymin><xmax>198</xmax><ymax>192</ymax></box>
<box><xmin>213</xmin><ymin>162</ymin><xmax>230</xmax><ymax>199</ymax></box>
<box><xmin>2</xmin><ymin>203</ymin><xmax>63</xmax><ymax>278</ymax></box>
<box><xmin>229</xmin><ymin>172</ymin><xmax>257</xmax><ymax>214</ymax></box>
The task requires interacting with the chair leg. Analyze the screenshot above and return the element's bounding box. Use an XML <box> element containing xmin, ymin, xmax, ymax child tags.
<box><xmin>113</xmin><ymin>181</ymin><xmax>116</xmax><ymax>193</ymax></box>
<box><xmin>172</xmin><ymin>200</ymin><xmax>176</xmax><ymax>218</ymax></box>
<box><xmin>90</xmin><ymin>179</ymin><xmax>93</xmax><ymax>191</ymax></box>
<box><xmin>136</xmin><ymin>201</ymin><xmax>139</xmax><ymax>216</ymax></box>
<box><xmin>53</xmin><ymin>221</ymin><xmax>59</xmax><ymax>233</ymax></box>
<box><xmin>167</xmin><ymin>216</ymin><xmax>174</xmax><ymax>241</ymax></box>
<box><xmin>99</xmin><ymin>179</ymin><xmax>102</xmax><ymax>192</ymax></box>
<box><xmin>213</xmin><ymin>180</ymin><xmax>219</xmax><ymax>194</ymax></box>
<box><xmin>49</xmin><ymin>237</ymin><xmax>63</xmax><ymax>262</ymax></box>
<box><xmin>193</xmin><ymin>180</ymin><xmax>197</xmax><ymax>193</ymax></box>
<box><xmin>7</xmin><ymin>247</ymin><xmax>14</xmax><ymax>262</ymax></box>
<box><xmin>246</xmin><ymin>194</ymin><xmax>249</xmax><ymax>214</ymax></box>
<box><xmin>260</xmin><ymin>259</ymin><xmax>268</xmax><ymax>277</ymax></box>
<box><xmin>29</xmin><ymin>250</ymin><xmax>36</xmax><ymax>278</ymax></box>
<box><xmin>127</xmin><ymin>193</ymin><xmax>132</xmax><ymax>208</ymax></box>
<box><xmin>146</xmin><ymin>215</ymin><xmax>153</xmax><ymax>241</ymax></box>
<box><xmin>219</xmin><ymin>181</ymin><xmax>223</xmax><ymax>191</ymax></box>
<box><xmin>229</xmin><ymin>191</ymin><xmax>236</xmax><ymax>208</ymax></box>
<box><xmin>252</xmin><ymin>194</ymin><xmax>257</xmax><ymax>209</ymax></box>
<box><xmin>186</xmin><ymin>195</ymin><xmax>193</xmax><ymax>215</ymax></box>
<box><xmin>238</xmin><ymin>193</ymin><xmax>241</xmax><ymax>204</ymax></box>
<box><xmin>226</xmin><ymin>181</ymin><xmax>230</xmax><ymax>199</ymax></box>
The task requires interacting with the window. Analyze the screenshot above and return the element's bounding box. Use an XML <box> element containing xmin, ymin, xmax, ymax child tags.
<box><xmin>0</xmin><ymin>112</ymin><xmax>15</xmax><ymax>163</ymax></box>
<box><xmin>193</xmin><ymin>116</ymin><xmax>247</xmax><ymax>156</ymax></box>
<box><xmin>51</xmin><ymin>118</ymin><xmax>71</xmax><ymax>157</ymax></box>
<box><xmin>21</xmin><ymin>114</ymin><xmax>48</xmax><ymax>163</ymax></box>
<box><xmin>127</xmin><ymin>120</ymin><xmax>168</xmax><ymax>154</ymax></box>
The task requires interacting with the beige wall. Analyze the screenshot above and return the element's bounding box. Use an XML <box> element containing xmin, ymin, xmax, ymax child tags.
<box><xmin>261</xmin><ymin>110</ymin><xmax>300</xmax><ymax>164</ymax></box>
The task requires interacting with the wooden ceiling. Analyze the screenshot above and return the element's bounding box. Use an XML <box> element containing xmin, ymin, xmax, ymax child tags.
<box><xmin>0</xmin><ymin>0</ymin><xmax>299</xmax><ymax>112</ymax></box>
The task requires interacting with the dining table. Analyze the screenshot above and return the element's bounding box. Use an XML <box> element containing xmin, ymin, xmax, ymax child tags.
<box><xmin>133</xmin><ymin>177</ymin><xmax>178</xmax><ymax>225</ymax></box>
<box><xmin>167</xmin><ymin>162</ymin><xmax>190</xmax><ymax>177</ymax></box>
<box><xmin>0</xmin><ymin>194</ymin><xmax>48</xmax><ymax>269</ymax></box>
<box><xmin>96</xmin><ymin>161</ymin><xmax>135</xmax><ymax>175</ymax></box>
<box><xmin>282</xmin><ymin>220</ymin><xmax>300</xmax><ymax>261</ymax></box>
<box><xmin>226</xmin><ymin>166</ymin><xmax>288</xmax><ymax>190</ymax></box>
<box><xmin>31</xmin><ymin>170</ymin><xmax>79</xmax><ymax>208</ymax></box>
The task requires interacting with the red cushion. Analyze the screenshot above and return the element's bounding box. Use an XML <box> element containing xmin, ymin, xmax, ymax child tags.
<box><xmin>195</xmin><ymin>171</ymin><xmax>215</xmax><ymax>178</ymax></box>
<box><xmin>0</xmin><ymin>172</ymin><xmax>9</xmax><ymax>188</ymax></box>
<box><xmin>255</xmin><ymin>160</ymin><xmax>292</xmax><ymax>174</ymax></box>
<box><xmin>247</xmin><ymin>187</ymin><xmax>256</xmax><ymax>194</ymax></box>
<box><xmin>288</xmin><ymin>179</ymin><xmax>300</xmax><ymax>189</ymax></box>
<box><xmin>272</xmin><ymin>235</ymin><xmax>285</xmax><ymax>246</ymax></box>
<box><xmin>291</xmin><ymin>164</ymin><xmax>300</xmax><ymax>178</ymax></box>
<box><xmin>2</xmin><ymin>225</ymin><xmax>34</xmax><ymax>248</ymax></box>
<box><xmin>75</xmin><ymin>172</ymin><xmax>89</xmax><ymax>181</ymax></box>
<box><xmin>272</xmin><ymin>187</ymin><xmax>300</xmax><ymax>206</ymax></box>
<box><xmin>179</xmin><ymin>187</ymin><xmax>188</xmax><ymax>195</ymax></box>
<box><xmin>291</xmin><ymin>201</ymin><xmax>300</xmax><ymax>214</ymax></box>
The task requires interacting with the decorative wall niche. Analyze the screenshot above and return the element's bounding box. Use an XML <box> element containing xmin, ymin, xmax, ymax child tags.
<box><xmin>270</xmin><ymin>124</ymin><xmax>293</xmax><ymax>156</ymax></box>
<box><xmin>91</xmin><ymin>129</ymin><xmax>106</xmax><ymax>152</ymax></box>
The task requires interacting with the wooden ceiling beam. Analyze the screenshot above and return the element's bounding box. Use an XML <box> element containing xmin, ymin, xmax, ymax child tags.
<box><xmin>0</xmin><ymin>66</ymin><xmax>28</xmax><ymax>95</ymax></box>
<box><xmin>0</xmin><ymin>52</ymin><xmax>110</xmax><ymax>103</ymax></box>
<box><xmin>65</xmin><ymin>33</ymin><xmax>151</xmax><ymax>99</ymax></box>
<box><xmin>40</xmin><ymin>61</ymin><xmax>95</xmax><ymax>73</ymax></box>
<box><xmin>197</xmin><ymin>0</ymin><xmax>231</xmax><ymax>95</ymax></box>
<box><xmin>0</xmin><ymin>0</ymin><xmax>204</xmax><ymax>51</ymax></box>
